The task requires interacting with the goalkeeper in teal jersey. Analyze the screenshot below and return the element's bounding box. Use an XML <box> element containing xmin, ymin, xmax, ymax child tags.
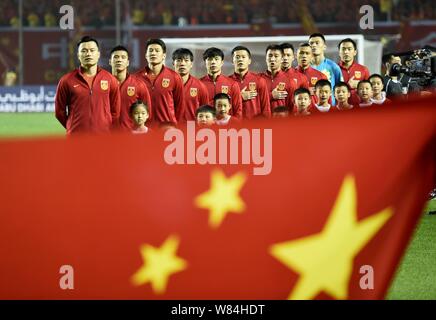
<box><xmin>309</xmin><ymin>33</ymin><xmax>343</xmax><ymax>105</ymax></box>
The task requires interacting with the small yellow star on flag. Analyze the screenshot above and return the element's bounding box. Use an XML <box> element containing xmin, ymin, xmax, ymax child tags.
<box><xmin>269</xmin><ymin>175</ymin><xmax>393</xmax><ymax>300</ymax></box>
<box><xmin>131</xmin><ymin>235</ymin><xmax>187</xmax><ymax>294</ymax></box>
<box><xmin>195</xmin><ymin>169</ymin><xmax>247</xmax><ymax>229</ymax></box>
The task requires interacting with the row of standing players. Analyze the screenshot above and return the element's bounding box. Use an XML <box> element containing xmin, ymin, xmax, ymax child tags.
<box><xmin>55</xmin><ymin>33</ymin><xmax>387</xmax><ymax>135</ymax></box>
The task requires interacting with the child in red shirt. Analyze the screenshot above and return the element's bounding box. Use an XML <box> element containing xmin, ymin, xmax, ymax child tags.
<box><xmin>369</xmin><ymin>74</ymin><xmax>391</xmax><ymax>105</ymax></box>
<box><xmin>214</xmin><ymin>93</ymin><xmax>240</xmax><ymax>126</ymax></box>
<box><xmin>129</xmin><ymin>100</ymin><xmax>150</xmax><ymax>134</ymax></box>
<box><xmin>293</xmin><ymin>88</ymin><xmax>312</xmax><ymax>116</ymax></box>
<box><xmin>314</xmin><ymin>79</ymin><xmax>334</xmax><ymax>112</ymax></box>
<box><xmin>334</xmin><ymin>82</ymin><xmax>354</xmax><ymax>110</ymax></box>
<box><xmin>357</xmin><ymin>80</ymin><xmax>374</xmax><ymax>108</ymax></box>
<box><xmin>196</xmin><ymin>105</ymin><xmax>216</xmax><ymax>127</ymax></box>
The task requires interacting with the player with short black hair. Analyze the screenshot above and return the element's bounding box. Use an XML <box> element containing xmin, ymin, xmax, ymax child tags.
<box><xmin>280</xmin><ymin>42</ymin><xmax>294</xmax><ymax>70</ymax></box>
<box><xmin>338</xmin><ymin>38</ymin><xmax>370</xmax><ymax>106</ymax></box>
<box><xmin>203</xmin><ymin>47</ymin><xmax>225</xmax><ymax>61</ymax></box>
<box><xmin>109</xmin><ymin>44</ymin><xmax>152</xmax><ymax>131</ymax></box>
<box><xmin>231</xmin><ymin>46</ymin><xmax>251</xmax><ymax>57</ymax></box>
<box><xmin>295</xmin><ymin>43</ymin><xmax>328</xmax><ymax>109</ymax></box>
<box><xmin>172</xmin><ymin>48</ymin><xmax>209</xmax><ymax>121</ymax></box>
<box><xmin>110</xmin><ymin>45</ymin><xmax>128</xmax><ymax>56</ymax></box>
<box><xmin>280</xmin><ymin>42</ymin><xmax>309</xmax><ymax>90</ymax></box>
<box><xmin>76</xmin><ymin>35</ymin><xmax>99</xmax><ymax>49</ymax></box>
<box><xmin>55</xmin><ymin>35</ymin><xmax>120</xmax><ymax>134</ymax></box>
<box><xmin>265</xmin><ymin>44</ymin><xmax>283</xmax><ymax>54</ymax></box>
<box><xmin>309</xmin><ymin>33</ymin><xmax>326</xmax><ymax>43</ymax></box>
<box><xmin>172</xmin><ymin>48</ymin><xmax>194</xmax><ymax>62</ymax></box>
<box><xmin>229</xmin><ymin>45</ymin><xmax>271</xmax><ymax>119</ymax></box>
<box><xmin>145</xmin><ymin>38</ymin><xmax>167</xmax><ymax>53</ymax></box>
<box><xmin>200</xmin><ymin>47</ymin><xmax>243</xmax><ymax>119</ymax></box>
<box><xmin>259</xmin><ymin>44</ymin><xmax>297</xmax><ymax>114</ymax></box>
<box><xmin>308</xmin><ymin>33</ymin><xmax>343</xmax><ymax>105</ymax></box>
<box><xmin>135</xmin><ymin>38</ymin><xmax>185</xmax><ymax>127</ymax></box>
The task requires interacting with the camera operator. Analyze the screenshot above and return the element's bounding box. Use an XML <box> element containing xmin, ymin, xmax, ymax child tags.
<box><xmin>383</xmin><ymin>54</ymin><xmax>416</xmax><ymax>99</ymax></box>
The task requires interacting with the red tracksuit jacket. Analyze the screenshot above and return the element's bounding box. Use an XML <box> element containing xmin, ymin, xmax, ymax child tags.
<box><xmin>135</xmin><ymin>65</ymin><xmax>185</xmax><ymax>126</ymax></box>
<box><xmin>183</xmin><ymin>75</ymin><xmax>210</xmax><ymax>121</ymax></box>
<box><xmin>229</xmin><ymin>71</ymin><xmax>271</xmax><ymax>119</ymax></box>
<box><xmin>295</xmin><ymin>66</ymin><xmax>328</xmax><ymax>108</ymax></box>
<box><xmin>118</xmin><ymin>73</ymin><xmax>152</xmax><ymax>130</ymax></box>
<box><xmin>284</xmin><ymin>68</ymin><xmax>310</xmax><ymax>90</ymax></box>
<box><xmin>200</xmin><ymin>74</ymin><xmax>243</xmax><ymax>119</ymax></box>
<box><xmin>55</xmin><ymin>66</ymin><xmax>121</xmax><ymax>134</ymax></box>
<box><xmin>339</xmin><ymin>60</ymin><xmax>370</xmax><ymax>106</ymax></box>
<box><xmin>259</xmin><ymin>69</ymin><xmax>297</xmax><ymax>112</ymax></box>
<box><xmin>295</xmin><ymin>66</ymin><xmax>328</xmax><ymax>90</ymax></box>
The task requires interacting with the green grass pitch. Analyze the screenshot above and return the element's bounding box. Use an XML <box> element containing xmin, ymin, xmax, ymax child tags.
<box><xmin>0</xmin><ymin>113</ymin><xmax>65</xmax><ymax>138</ymax></box>
<box><xmin>0</xmin><ymin>112</ymin><xmax>435</xmax><ymax>299</ymax></box>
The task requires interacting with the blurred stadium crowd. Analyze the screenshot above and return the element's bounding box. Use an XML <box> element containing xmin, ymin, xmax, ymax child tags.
<box><xmin>0</xmin><ymin>0</ymin><xmax>435</xmax><ymax>27</ymax></box>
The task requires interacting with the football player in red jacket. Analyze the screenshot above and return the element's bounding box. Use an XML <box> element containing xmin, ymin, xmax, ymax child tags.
<box><xmin>55</xmin><ymin>36</ymin><xmax>121</xmax><ymax>135</ymax></box>
<box><xmin>109</xmin><ymin>45</ymin><xmax>152</xmax><ymax>131</ymax></box>
<box><xmin>135</xmin><ymin>38</ymin><xmax>185</xmax><ymax>127</ymax></box>
<box><xmin>229</xmin><ymin>45</ymin><xmax>271</xmax><ymax>119</ymax></box>
<box><xmin>172</xmin><ymin>48</ymin><xmax>209</xmax><ymax>122</ymax></box>
<box><xmin>200</xmin><ymin>47</ymin><xmax>243</xmax><ymax>119</ymax></box>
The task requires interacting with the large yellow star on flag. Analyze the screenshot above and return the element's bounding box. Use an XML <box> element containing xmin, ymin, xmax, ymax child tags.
<box><xmin>269</xmin><ymin>175</ymin><xmax>393</xmax><ymax>300</ymax></box>
<box><xmin>195</xmin><ymin>169</ymin><xmax>247</xmax><ymax>229</ymax></box>
<box><xmin>131</xmin><ymin>235</ymin><xmax>187</xmax><ymax>294</ymax></box>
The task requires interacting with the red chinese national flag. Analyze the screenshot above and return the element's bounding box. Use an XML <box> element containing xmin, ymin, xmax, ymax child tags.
<box><xmin>0</xmin><ymin>97</ymin><xmax>435</xmax><ymax>300</ymax></box>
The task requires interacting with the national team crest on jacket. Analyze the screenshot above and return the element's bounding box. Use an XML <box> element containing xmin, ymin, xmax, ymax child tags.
<box><xmin>249</xmin><ymin>82</ymin><xmax>256</xmax><ymax>91</ymax></box>
<box><xmin>100</xmin><ymin>80</ymin><xmax>109</xmax><ymax>91</ymax></box>
<box><xmin>190</xmin><ymin>87</ymin><xmax>198</xmax><ymax>97</ymax></box>
<box><xmin>221</xmin><ymin>86</ymin><xmax>229</xmax><ymax>94</ymax></box>
<box><xmin>354</xmin><ymin>71</ymin><xmax>362</xmax><ymax>79</ymax></box>
<box><xmin>277</xmin><ymin>82</ymin><xmax>286</xmax><ymax>91</ymax></box>
<box><xmin>162</xmin><ymin>78</ymin><xmax>170</xmax><ymax>88</ymax></box>
<box><xmin>311</xmin><ymin>77</ymin><xmax>318</xmax><ymax>86</ymax></box>
<box><xmin>127</xmin><ymin>86</ymin><xmax>135</xmax><ymax>97</ymax></box>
